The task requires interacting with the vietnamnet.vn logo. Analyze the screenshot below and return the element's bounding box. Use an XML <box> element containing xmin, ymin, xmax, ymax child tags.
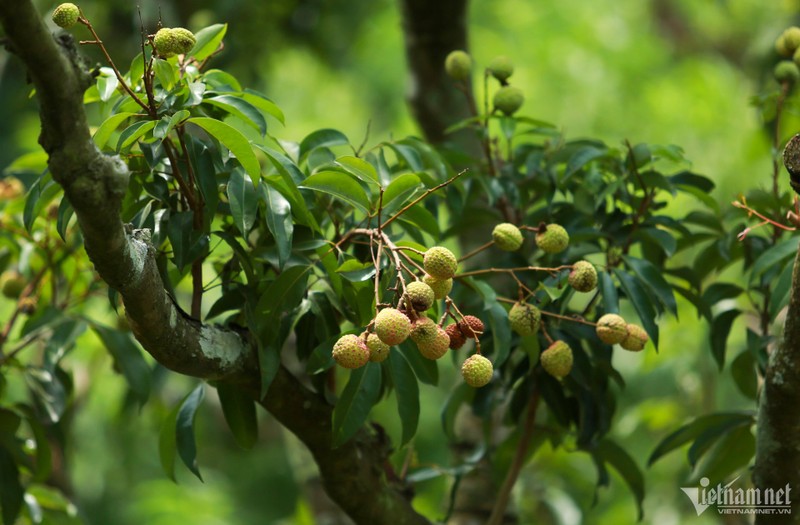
<box><xmin>681</xmin><ymin>476</ymin><xmax>792</xmax><ymax>516</ymax></box>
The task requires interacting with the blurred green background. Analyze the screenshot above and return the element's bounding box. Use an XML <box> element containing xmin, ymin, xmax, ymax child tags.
<box><xmin>3</xmin><ymin>0</ymin><xmax>800</xmax><ymax>523</ymax></box>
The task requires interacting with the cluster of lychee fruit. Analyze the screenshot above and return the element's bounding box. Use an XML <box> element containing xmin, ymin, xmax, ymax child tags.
<box><xmin>445</xmin><ymin>50</ymin><xmax>524</xmax><ymax>116</ymax></box>
<box><xmin>774</xmin><ymin>27</ymin><xmax>800</xmax><ymax>85</ymax></box>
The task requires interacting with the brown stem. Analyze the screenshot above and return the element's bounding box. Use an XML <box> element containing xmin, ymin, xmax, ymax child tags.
<box><xmin>458</xmin><ymin>240</ymin><xmax>494</xmax><ymax>262</ymax></box>
<box><xmin>381</xmin><ymin>169</ymin><xmax>468</xmax><ymax>230</ymax></box>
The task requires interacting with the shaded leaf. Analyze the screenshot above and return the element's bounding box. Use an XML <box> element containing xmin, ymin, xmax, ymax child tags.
<box><xmin>188</xmin><ymin>117</ymin><xmax>261</xmax><ymax>182</ymax></box>
<box><xmin>227</xmin><ymin>170</ymin><xmax>257</xmax><ymax>236</ymax></box>
<box><xmin>176</xmin><ymin>384</ymin><xmax>205</xmax><ymax>481</ymax></box>
<box><xmin>332</xmin><ymin>363</ymin><xmax>382</xmax><ymax>447</ymax></box>
<box><xmin>216</xmin><ymin>382</ymin><xmax>258</xmax><ymax>450</ymax></box>
<box><xmin>388</xmin><ymin>351</ymin><xmax>419</xmax><ymax>446</ymax></box>
<box><xmin>258</xmin><ymin>182</ymin><xmax>293</xmax><ymax>270</ymax></box>
<box><xmin>300</xmin><ymin>171</ymin><xmax>370</xmax><ymax>214</ymax></box>
<box><xmin>710</xmin><ymin>309</ymin><xmax>741</xmax><ymax>370</ymax></box>
<box><xmin>648</xmin><ymin>412</ymin><xmax>754</xmax><ymax>466</ymax></box>
<box><xmin>299</xmin><ymin>129</ymin><xmax>349</xmax><ymax>161</ymax></box>
<box><xmin>92</xmin><ymin>324</ymin><xmax>152</xmax><ymax>405</ymax></box>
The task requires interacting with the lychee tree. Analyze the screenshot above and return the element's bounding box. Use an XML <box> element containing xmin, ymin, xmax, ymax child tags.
<box><xmin>0</xmin><ymin>2</ymin><xmax>772</xmax><ymax>524</ymax></box>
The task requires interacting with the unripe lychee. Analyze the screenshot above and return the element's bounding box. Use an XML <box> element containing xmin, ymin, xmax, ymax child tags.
<box><xmin>777</xmin><ymin>35</ymin><xmax>790</xmax><ymax>57</ymax></box>
<box><xmin>568</xmin><ymin>261</ymin><xmax>598</xmax><ymax>293</ymax></box>
<box><xmin>461</xmin><ymin>354</ymin><xmax>493</xmax><ymax>387</ymax></box>
<box><xmin>366</xmin><ymin>333</ymin><xmax>390</xmax><ymax>363</ymax></box>
<box><xmin>488</xmin><ymin>55</ymin><xmax>514</xmax><ymax>82</ymax></box>
<box><xmin>423</xmin><ymin>246</ymin><xmax>458</xmax><ymax>280</ymax></box>
<box><xmin>410</xmin><ymin>316</ymin><xmax>437</xmax><ymax>343</ymax></box>
<box><xmin>445</xmin><ymin>323</ymin><xmax>467</xmax><ymax>349</ymax></box>
<box><xmin>493</xmin><ymin>86</ymin><xmax>524</xmax><ymax>116</ymax></box>
<box><xmin>508</xmin><ymin>302</ymin><xmax>541</xmax><ymax>336</ymax></box>
<box><xmin>374</xmin><ymin>308</ymin><xmax>412</xmax><ymax>346</ymax></box>
<box><xmin>620</xmin><ymin>324</ymin><xmax>648</xmax><ymax>352</ymax></box>
<box><xmin>332</xmin><ymin>334</ymin><xmax>370</xmax><ymax>369</ymax></box>
<box><xmin>445</xmin><ymin>50</ymin><xmax>472</xmax><ymax>81</ymax></box>
<box><xmin>406</xmin><ymin>281</ymin><xmax>435</xmax><ymax>311</ymax></box>
<box><xmin>171</xmin><ymin>27</ymin><xmax>196</xmax><ymax>55</ymax></box>
<box><xmin>492</xmin><ymin>223</ymin><xmax>524</xmax><ymax>251</ymax></box>
<box><xmin>153</xmin><ymin>28</ymin><xmax>178</xmax><ymax>57</ymax></box>
<box><xmin>535</xmin><ymin>223</ymin><xmax>569</xmax><ymax>254</ymax></box>
<box><xmin>596</xmin><ymin>314</ymin><xmax>627</xmax><ymax>345</ymax></box>
<box><xmin>423</xmin><ymin>274</ymin><xmax>453</xmax><ymax>300</ymax></box>
<box><xmin>52</xmin><ymin>3</ymin><xmax>80</xmax><ymax>29</ymax></box>
<box><xmin>775</xmin><ymin>60</ymin><xmax>800</xmax><ymax>84</ymax></box>
<box><xmin>417</xmin><ymin>326</ymin><xmax>450</xmax><ymax>360</ymax></box>
<box><xmin>782</xmin><ymin>27</ymin><xmax>800</xmax><ymax>54</ymax></box>
<box><xmin>540</xmin><ymin>341</ymin><xmax>573</xmax><ymax>380</ymax></box>
<box><xmin>458</xmin><ymin>315</ymin><xmax>484</xmax><ymax>338</ymax></box>
<box><xmin>0</xmin><ymin>271</ymin><xmax>26</xmax><ymax>299</ymax></box>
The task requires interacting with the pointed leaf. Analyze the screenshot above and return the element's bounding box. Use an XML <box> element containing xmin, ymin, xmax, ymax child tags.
<box><xmin>176</xmin><ymin>384</ymin><xmax>205</xmax><ymax>481</ymax></box>
<box><xmin>299</xmin><ymin>129</ymin><xmax>349</xmax><ymax>161</ymax></box>
<box><xmin>258</xmin><ymin>182</ymin><xmax>293</xmax><ymax>269</ymax></box>
<box><xmin>227</xmin><ymin>170</ymin><xmax>257</xmax><ymax>236</ymax></box>
<box><xmin>92</xmin><ymin>325</ymin><xmax>151</xmax><ymax>405</ymax></box>
<box><xmin>648</xmin><ymin>412</ymin><xmax>754</xmax><ymax>466</ymax></box>
<box><xmin>93</xmin><ymin>112</ymin><xmax>136</xmax><ymax>149</ymax></box>
<box><xmin>332</xmin><ymin>362</ymin><xmax>382</xmax><ymax>447</ymax></box>
<box><xmin>216</xmin><ymin>382</ymin><xmax>258</xmax><ymax>450</ymax></box>
<box><xmin>300</xmin><ymin>171</ymin><xmax>370</xmax><ymax>214</ymax></box>
<box><xmin>188</xmin><ymin>117</ymin><xmax>260</xmax><ymax>182</ymax></box>
<box><xmin>613</xmin><ymin>269</ymin><xmax>659</xmax><ymax>348</ymax></box>
<box><xmin>710</xmin><ymin>309</ymin><xmax>741</xmax><ymax>370</ymax></box>
<box><xmin>388</xmin><ymin>351</ymin><xmax>419</xmax><ymax>446</ymax></box>
<box><xmin>190</xmin><ymin>24</ymin><xmax>228</xmax><ymax>61</ymax></box>
<box><xmin>204</xmin><ymin>95</ymin><xmax>267</xmax><ymax>136</ymax></box>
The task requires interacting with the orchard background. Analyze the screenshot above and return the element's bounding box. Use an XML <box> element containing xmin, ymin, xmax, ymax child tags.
<box><xmin>1</xmin><ymin>1</ymin><xmax>800</xmax><ymax>524</ymax></box>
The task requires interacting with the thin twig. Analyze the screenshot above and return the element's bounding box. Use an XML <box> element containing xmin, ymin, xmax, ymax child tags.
<box><xmin>380</xmin><ymin>169</ymin><xmax>468</xmax><ymax>230</ymax></box>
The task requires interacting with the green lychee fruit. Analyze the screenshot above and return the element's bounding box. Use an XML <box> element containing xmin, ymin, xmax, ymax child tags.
<box><xmin>374</xmin><ymin>308</ymin><xmax>412</xmax><ymax>346</ymax></box>
<box><xmin>445</xmin><ymin>50</ymin><xmax>472</xmax><ymax>81</ymax></box>
<box><xmin>445</xmin><ymin>323</ymin><xmax>467</xmax><ymax>349</ymax></box>
<box><xmin>406</xmin><ymin>281</ymin><xmax>435</xmax><ymax>311</ymax></box>
<box><xmin>417</xmin><ymin>326</ymin><xmax>450</xmax><ymax>360</ymax></box>
<box><xmin>461</xmin><ymin>354</ymin><xmax>493</xmax><ymax>387</ymax></box>
<box><xmin>153</xmin><ymin>28</ymin><xmax>177</xmax><ymax>57</ymax></box>
<box><xmin>171</xmin><ymin>27</ymin><xmax>196</xmax><ymax>55</ymax></box>
<box><xmin>366</xmin><ymin>333</ymin><xmax>390</xmax><ymax>363</ymax></box>
<box><xmin>783</xmin><ymin>27</ymin><xmax>800</xmax><ymax>54</ymax></box>
<box><xmin>423</xmin><ymin>274</ymin><xmax>453</xmax><ymax>300</ymax></box>
<box><xmin>568</xmin><ymin>261</ymin><xmax>598</xmax><ymax>293</ymax></box>
<box><xmin>423</xmin><ymin>246</ymin><xmax>458</xmax><ymax>280</ymax></box>
<box><xmin>535</xmin><ymin>223</ymin><xmax>569</xmax><ymax>254</ymax></box>
<box><xmin>493</xmin><ymin>86</ymin><xmax>524</xmax><ymax>116</ymax></box>
<box><xmin>458</xmin><ymin>315</ymin><xmax>484</xmax><ymax>338</ymax></box>
<box><xmin>775</xmin><ymin>60</ymin><xmax>800</xmax><ymax>84</ymax></box>
<box><xmin>0</xmin><ymin>271</ymin><xmax>26</xmax><ymax>299</ymax></box>
<box><xmin>488</xmin><ymin>55</ymin><xmax>514</xmax><ymax>82</ymax></box>
<box><xmin>492</xmin><ymin>223</ymin><xmax>524</xmax><ymax>251</ymax></box>
<box><xmin>620</xmin><ymin>324</ymin><xmax>648</xmax><ymax>352</ymax></box>
<box><xmin>508</xmin><ymin>302</ymin><xmax>541</xmax><ymax>336</ymax></box>
<box><xmin>777</xmin><ymin>34</ymin><xmax>790</xmax><ymax>57</ymax></box>
<box><xmin>332</xmin><ymin>334</ymin><xmax>370</xmax><ymax>369</ymax></box>
<box><xmin>409</xmin><ymin>316</ymin><xmax>437</xmax><ymax>345</ymax></box>
<box><xmin>540</xmin><ymin>341</ymin><xmax>573</xmax><ymax>380</ymax></box>
<box><xmin>596</xmin><ymin>314</ymin><xmax>627</xmax><ymax>345</ymax></box>
<box><xmin>52</xmin><ymin>3</ymin><xmax>80</xmax><ymax>29</ymax></box>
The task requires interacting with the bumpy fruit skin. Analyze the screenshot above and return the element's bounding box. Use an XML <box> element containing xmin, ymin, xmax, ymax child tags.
<box><xmin>332</xmin><ymin>334</ymin><xmax>370</xmax><ymax>369</ymax></box>
<box><xmin>621</xmin><ymin>324</ymin><xmax>648</xmax><ymax>352</ymax></box>
<box><xmin>568</xmin><ymin>260</ymin><xmax>598</xmax><ymax>293</ymax></box>
<box><xmin>406</xmin><ymin>281</ymin><xmax>435</xmax><ymax>311</ymax></box>
<box><xmin>423</xmin><ymin>274</ymin><xmax>453</xmax><ymax>300</ymax></box>
<box><xmin>458</xmin><ymin>315</ymin><xmax>485</xmax><ymax>338</ymax></box>
<box><xmin>535</xmin><ymin>224</ymin><xmax>569</xmax><ymax>254</ymax></box>
<box><xmin>417</xmin><ymin>326</ymin><xmax>450</xmax><ymax>360</ymax></box>
<box><xmin>775</xmin><ymin>60</ymin><xmax>800</xmax><ymax>84</ymax></box>
<box><xmin>153</xmin><ymin>28</ymin><xmax>177</xmax><ymax>57</ymax></box>
<box><xmin>374</xmin><ymin>308</ymin><xmax>412</xmax><ymax>346</ymax></box>
<box><xmin>461</xmin><ymin>354</ymin><xmax>493</xmax><ymax>387</ymax></box>
<box><xmin>540</xmin><ymin>341</ymin><xmax>573</xmax><ymax>380</ymax></box>
<box><xmin>423</xmin><ymin>246</ymin><xmax>458</xmax><ymax>280</ymax></box>
<box><xmin>493</xmin><ymin>86</ymin><xmax>524</xmax><ymax>115</ymax></box>
<box><xmin>777</xmin><ymin>34</ymin><xmax>790</xmax><ymax>57</ymax></box>
<box><xmin>508</xmin><ymin>302</ymin><xmax>541</xmax><ymax>336</ymax></box>
<box><xmin>366</xmin><ymin>333</ymin><xmax>390</xmax><ymax>363</ymax></box>
<box><xmin>445</xmin><ymin>50</ymin><xmax>472</xmax><ymax>81</ymax></box>
<box><xmin>783</xmin><ymin>27</ymin><xmax>800</xmax><ymax>55</ymax></box>
<box><xmin>171</xmin><ymin>27</ymin><xmax>196</xmax><ymax>55</ymax></box>
<box><xmin>445</xmin><ymin>323</ymin><xmax>467</xmax><ymax>349</ymax></box>
<box><xmin>488</xmin><ymin>56</ymin><xmax>514</xmax><ymax>82</ymax></box>
<box><xmin>52</xmin><ymin>3</ymin><xmax>80</xmax><ymax>29</ymax></box>
<box><xmin>492</xmin><ymin>223</ymin><xmax>524</xmax><ymax>251</ymax></box>
<box><xmin>410</xmin><ymin>316</ymin><xmax>437</xmax><ymax>345</ymax></box>
<box><xmin>0</xmin><ymin>271</ymin><xmax>26</xmax><ymax>299</ymax></box>
<box><xmin>596</xmin><ymin>314</ymin><xmax>627</xmax><ymax>345</ymax></box>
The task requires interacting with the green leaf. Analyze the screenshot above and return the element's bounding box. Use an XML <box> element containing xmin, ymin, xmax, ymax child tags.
<box><xmin>710</xmin><ymin>309</ymin><xmax>740</xmax><ymax>370</ymax></box>
<box><xmin>335</xmin><ymin>155</ymin><xmax>380</xmax><ymax>186</ymax></box>
<box><xmin>167</xmin><ymin>211</ymin><xmax>209</xmax><ymax>272</ymax></box>
<box><xmin>212</xmin><ymin>230</ymin><xmax>256</xmax><ymax>285</ymax></box>
<box><xmin>204</xmin><ymin>95</ymin><xmax>267</xmax><ymax>136</ymax></box>
<box><xmin>692</xmin><ymin>425</ymin><xmax>755</xmax><ymax>484</ymax></box>
<box><xmin>687</xmin><ymin>415</ymin><xmax>752</xmax><ymax>467</ymax></box>
<box><xmin>750</xmin><ymin>237</ymin><xmax>798</xmax><ymax>281</ymax></box>
<box><xmin>216</xmin><ymin>382</ymin><xmax>258</xmax><ymax>450</ymax></box>
<box><xmin>93</xmin><ymin>112</ymin><xmax>136</xmax><ymax>149</ymax></box>
<box><xmin>300</xmin><ymin>171</ymin><xmax>370</xmax><ymax>214</ymax></box>
<box><xmin>258</xmin><ymin>183</ymin><xmax>293</xmax><ymax>270</ymax></box>
<box><xmin>153</xmin><ymin>58</ymin><xmax>177</xmax><ymax>90</ymax></box>
<box><xmin>648</xmin><ymin>412</ymin><xmax>754</xmax><ymax>466</ymax></box>
<box><xmin>599</xmin><ymin>271</ymin><xmax>619</xmax><ymax>314</ymax></box>
<box><xmin>0</xmin><ymin>446</ymin><xmax>23</xmax><ymax>525</ymax></box>
<box><xmin>441</xmin><ymin>383</ymin><xmax>474</xmax><ymax>441</ymax></box>
<box><xmin>117</xmin><ymin>120</ymin><xmax>157</xmax><ymax>151</ymax></box>
<box><xmin>382</xmin><ymin>173</ymin><xmax>422</xmax><ymax>209</ymax></box>
<box><xmin>92</xmin><ymin>325</ymin><xmax>152</xmax><ymax>405</ymax></box>
<box><xmin>227</xmin><ymin>170</ymin><xmax>258</xmax><ymax>236</ymax></box>
<box><xmin>56</xmin><ymin>197</ymin><xmax>74</xmax><ymax>242</ymax></box>
<box><xmin>187</xmin><ymin>117</ymin><xmax>261</xmax><ymax>182</ymax></box>
<box><xmin>190</xmin><ymin>24</ymin><xmax>228</xmax><ymax>61</ymax></box>
<box><xmin>241</xmin><ymin>89</ymin><xmax>285</xmax><ymax>125</ymax></box>
<box><xmin>388</xmin><ymin>351</ymin><xmax>420</xmax><ymax>446</ymax></box>
<box><xmin>176</xmin><ymin>384</ymin><xmax>205</xmax><ymax>481</ymax></box>
<box><xmin>594</xmin><ymin>439</ymin><xmax>645</xmax><ymax>521</ymax></box>
<box><xmin>770</xmin><ymin>262</ymin><xmax>794</xmax><ymax>317</ymax></box>
<box><xmin>614</xmin><ymin>269</ymin><xmax>659</xmax><ymax>348</ymax></box>
<box><xmin>153</xmin><ymin>110</ymin><xmax>189</xmax><ymax>140</ymax></box>
<box><xmin>489</xmin><ymin>303</ymin><xmax>512</xmax><ymax>367</ymax></box>
<box><xmin>332</xmin><ymin>362</ymin><xmax>382</xmax><ymax>447</ymax></box>
<box><xmin>97</xmin><ymin>68</ymin><xmax>119</xmax><ymax>102</ymax></box>
<box><xmin>299</xmin><ymin>129</ymin><xmax>349</xmax><ymax>161</ymax></box>
<box><xmin>622</xmin><ymin>256</ymin><xmax>678</xmax><ymax>316</ymax></box>
<box><xmin>565</xmin><ymin>145</ymin><xmax>607</xmax><ymax>179</ymax></box>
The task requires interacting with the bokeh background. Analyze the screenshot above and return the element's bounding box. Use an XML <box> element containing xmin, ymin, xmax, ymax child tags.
<box><xmin>3</xmin><ymin>0</ymin><xmax>800</xmax><ymax>523</ymax></box>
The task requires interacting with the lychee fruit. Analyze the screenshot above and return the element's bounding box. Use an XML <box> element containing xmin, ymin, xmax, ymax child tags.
<box><xmin>775</xmin><ymin>60</ymin><xmax>800</xmax><ymax>84</ymax></box>
<box><xmin>410</xmin><ymin>316</ymin><xmax>437</xmax><ymax>345</ymax></box>
<box><xmin>620</xmin><ymin>324</ymin><xmax>648</xmax><ymax>352</ymax></box>
<box><xmin>374</xmin><ymin>308</ymin><xmax>412</xmax><ymax>346</ymax></box>
<box><xmin>493</xmin><ymin>86</ymin><xmax>524</xmax><ymax>116</ymax></box>
<box><xmin>458</xmin><ymin>315</ymin><xmax>484</xmax><ymax>338</ymax></box>
<box><xmin>406</xmin><ymin>281</ymin><xmax>435</xmax><ymax>311</ymax></box>
<box><xmin>0</xmin><ymin>271</ymin><xmax>26</xmax><ymax>299</ymax></box>
<box><xmin>508</xmin><ymin>302</ymin><xmax>541</xmax><ymax>336</ymax></box>
<box><xmin>461</xmin><ymin>354</ymin><xmax>493</xmax><ymax>387</ymax></box>
<box><xmin>423</xmin><ymin>246</ymin><xmax>458</xmax><ymax>280</ymax></box>
<box><xmin>154</xmin><ymin>28</ymin><xmax>195</xmax><ymax>58</ymax></box>
<box><xmin>568</xmin><ymin>261</ymin><xmax>598</xmax><ymax>293</ymax></box>
<box><xmin>535</xmin><ymin>223</ymin><xmax>569</xmax><ymax>254</ymax></box>
<box><xmin>417</xmin><ymin>326</ymin><xmax>450</xmax><ymax>360</ymax></box>
<box><xmin>782</xmin><ymin>27</ymin><xmax>800</xmax><ymax>55</ymax></box>
<box><xmin>332</xmin><ymin>334</ymin><xmax>369</xmax><ymax>369</ymax></box>
<box><xmin>445</xmin><ymin>323</ymin><xmax>467</xmax><ymax>349</ymax></box>
<box><xmin>445</xmin><ymin>50</ymin><xmax>472</xmax><ymax>81</ymax></box>
<box><xmin>423</xmin><ymin>274</ymin><xmax>453</xmax><ymax>300</ymax></box>
<box><xmin>540</xmin><ymin>340</ymin><xmax>573</xmax><ymax>380</ymax></box>
<box><xmin>492</xmin><ymin>223</ymin><xmax>524</xmax><ymax>251</ymax></box>
<box><xmin>488</xmin><ymin>56</ymin><xmax>514</xmax><ymax>82</ymax></box>
<box><xmin>366</xmin><ymin>333</ymin><xmax>390</xmax><ymax>363</ymax></box>
<box><xmin>171</xmin><ymin>27</ymin><xmax>196</xmax><ymax>55</ymax></box>
<box><xmin>595</xmin><ymin>314</ymin><xmax>627</xmax><ymax>345</ymax></box>
<box><xmin>52</xmin><ymin>3</ymin><xmax>80</xmax><ymax>29</ymax></box>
